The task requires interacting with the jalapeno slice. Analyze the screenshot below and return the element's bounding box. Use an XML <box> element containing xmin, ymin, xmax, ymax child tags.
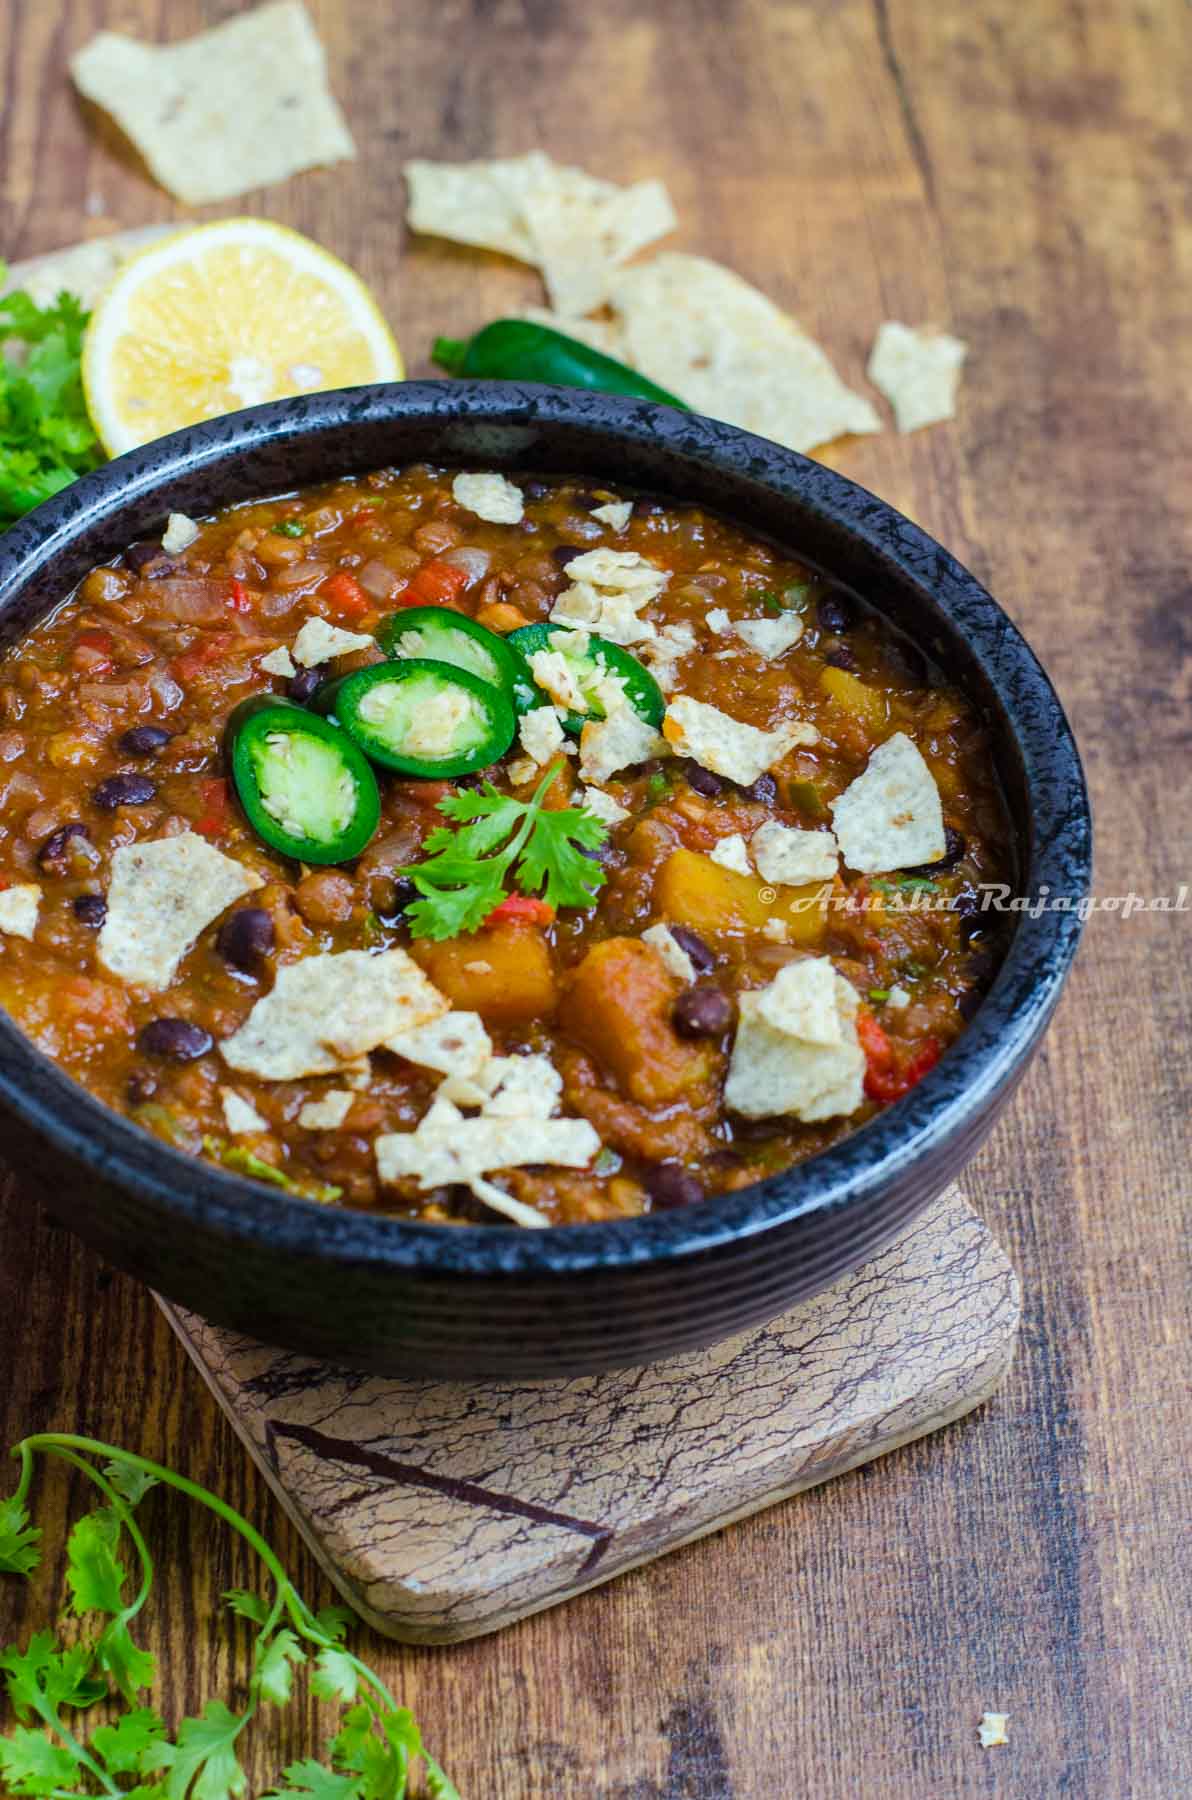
<box><xmin>377</xmin><ymin>604</ymin><xmax>537</xmax><ymax>712</ymax></box>
<box><xmin>227</xmin><ymin>696</ymin><xmax>380</xmax><ymax>865</ymax></box>
<box><xmin>507</xmin><ymin>622</ymin><xmax>665</xmax><ymax>734</ymax></box>
<box><xmin>316</xmin><ymin>659</ymin><xmax>516</xmax><ymax>777</ymax></box>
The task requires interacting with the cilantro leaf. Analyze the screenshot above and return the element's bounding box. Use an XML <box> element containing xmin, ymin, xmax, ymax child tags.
<box><xmin>203</xmin><ymin>1138</ymin><xmax>342</xmax><ymax>1204</ymax></box>
<box><xmin>309</xmin><ymin>1646</ymin><xmax>358</xmax><ymax>1704</ymax></box>
<box><xmin>66</xmin><ymin>1507</ymin><xmax>126</xmax><ymax>1615</ymax></box>
<box><xmin>0</xmin><ymin>1498</ymin><xmax>41</xmax><ymax>1576</ymax></box>
<box><xmin>91</xmin><ymin>1706</ymin><xmax>169</xmax><ymax>1777</ymax></box>
<box><xmin>272</xmin><ymin>1760</ymin><xmax>362</xmax><ymax>1799</ymax></box>
<box><xmin>151</xmin><ymin>1699</ymin><xmax>248</xmax><ymax>1800</ymax></box>
<box><xmin>0</xmin><ymin>270</ymin><xmax>103</xmax><ymax>529</ymax></box>
<box><xmin>103</xmin><ymin>1459</ymin><xmax>159</xmax><ymax>1508</ymax></box>
<box><xmin>1</xmin><ymin>1633</ymin><xmax>103</xmax><ymax>1719</ymax></box>
<box><xmin>254</xmin><ymin>1629</ymin><xmax>305</xmax><ymax>1706</ymax></box>
<box><xmin>222</xmin><ymin>1588</ymin><xmax>272</xmax><ymax>1626</ymax></box>
<box><xmin>94</xmin><ymin>1616</ymin><xmax>156</xmax><ymax>1700</ymax></box>
<box><xmin>313</xmin><ymin>1606</ymin><xmax>353</xmax><ymax>1643</ymax></box>
<box><xmin>517</xmin><ymin>803</ymin><xmax>607</xmax><ymax>910</ymax></box>
<box><xmin>0</xmin><ymin>1721</ymin><xmax>79</xmax><ymax>1795</ymax></box>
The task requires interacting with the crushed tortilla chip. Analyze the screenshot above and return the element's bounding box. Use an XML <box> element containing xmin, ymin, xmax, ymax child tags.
<box><xmin>706</xmin><ymin>609</ymin><xmax>732</xmax><ymax>635</ymax></box>
<box><xmin>220</xmin><ymin>1088</ymin><xmax>268</xmax><ymax>1135</ymax></box>
<box><xmin>638</xmin><ymin>620</ymin><xmax>696</xmax><ymax>693</ymax></box>
<box><xmin>0</xmin><ymin>884</ymin><xmax>41</xmax><ymax>941</ymax></box>
<box><xmin>387</xmin><ymin>1010</ymin><xmax>492</xmax><ymax>1080</ymax></box>
<box><xmin>259</xmin><ymin>645</ymin><xmax>296</xmax><ymax>678</ymax></box>
<box><xmin>579</xmin><ymin>705</ymin><xmax>667</xmax><ymax>785</ymax></box>
<box><xmin>71</xmin><ymin>2</ymin><xmax>355</xmax><ymax>207</ymax></box>
<box><xmin>754</xmin><ymin>957</ymin><xmax>843</xmax><ymax>1046</ymax></box>
<box><xmin>297</xmin><ymin>1089</ymin><xmax>355</xmax><ymax>1131</ymax></box>
<box><xmin>663</xmin><ymin>695</ymin><xmax>815</xmax><ymax>788</ymax></box>
<box><xmin>580</xmin><ymin>785</ymin><xmax>630</xmax><ymax>826</ymax></box>
<box><xmin>709</xmin><ymin>834</ymin><xmax>753</xmax><ymax>876</ymax></box>
<box><xmin>550</xmin><ymin>547</ymin><xmax>668</xmax><ymax>646</ymax></box>
<box><xmin>375</xmin><ymin>1107</ymin><xmax>600</xmax><ymax>1227</ymax></box>
<box><xmin>221</xmin><ymin>948</ymin><xmax>447</xmax><ymax>1080</ymax></box>
<box><xmin>605</xmin><ymin>254</ymin><xmax>881</xmax><ymax>454</ymax></box>
<box><xmin>725</xmin><ymin>966</ymin><xmax>864</xmax><ymax>1122</ymax></box>
<box><xmin>519</xmin><ymin>705</ymin><xmax>569</xmax><ymax>766</ymax></box>
<box><xmin>161</xmin><ymin>513</ymin><xmax>198</xmax><ymax>553</ymax></box>
<box><xmin>867</xmin><ymin>321</ymin><xmax>967</xmax><ymax>434</ymax></box>
<box><xmin>642</xmin><ymin>923</ymin><xmax>696</xmax><ymax>984</ymax></box>
<box><xmin>439</xmin><ymin>1051</ymin><xmax>564</xmax><ymax>1118</ymax></box>
<box><xmin>591</xmin><ymin>500</ymin><xmax>632</xmax><ymax>531</ymax></box>
<box><xmin>405</xmin><ymin>151</ymin><xmax>556</xmax><ymax>260</ymax></box>
<box><xmin>451</xmin><ymin>470</ymin><xmax>524</xmax><ymax>524</ymax></box>
<box><xmin>529</xmin><ymin>649</ymin><xmax>589</xmax><ymax>713</ymax></box>
<box><xmin>3</xmin><ymin>227</ymin><xmax>172</xmax><ymax>311</ymax></box>
<box><xmin>291</xmin><ymin>617</ymin><xmax>373</xmax><ymax>667</ymax></box>
<box><xmin>830</xmin><ymin>731</ymin><xmax>945</xmax><ymax>873</ymax></box>
<box><xmin>977</xmin><ymin>1713</ymin><xmax>1009</xmax><ymax>1749</ymax></box>
<box><xmin>751</xmin><ymin>821</ymin><xmax>839</xmax><ymax>886</ymax></box>
<box><xmin>98</xmin><ymin>833</ymin><xmax>262</xmax><ymax>992</ymax></box>
<box><xmin>734</xmin><ymin>614</ymin><xmax>804</xmax><ymax>657</ymax></box>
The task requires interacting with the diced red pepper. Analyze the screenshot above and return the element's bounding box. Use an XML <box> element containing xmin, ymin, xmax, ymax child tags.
<box><xmin>398</xmin><ymin>559</ymin><xmax>470</xmax><ymax>610</ymax></box>
<box><xmin>348</xmin><ymin>507</ymin><xmax>378</xmax><ymax>526</ymax></box>
<box><xmin>485</xmin><ymin>894</ymin><xmax>555</xmax><ymax>928</ymax></box>
<box><xmin>227</xmin><ymin>578</ymin><xmax>251</xmax><ymax>614</ymax></box>
<box><xmin>194</xmin><ymin>777</ymin><xmax>231</xmax><ymax>839</ymax></box>
<box><xmin>863</xmin><ymin>1030</ymin><xmax>941</xmax><ymax>1103</ymax></box>
<box><xmin>70</xmin><ymin>628</ymin><xmax>115</xmax><ymax>676</ymax></box>
<box><xmin>856</xmin><ymin>1008</ymin><xmax>894</xmax><ymax>1072</ymax></box>
<box><xmin>171</xmin><ymin>632</ymin><xmax>234</xmax><ymax>685</ymax></box>
<box><xmin>321</xmin><ymin>571</ymin><xmax>370</xmax><ymax>620</ymax></box>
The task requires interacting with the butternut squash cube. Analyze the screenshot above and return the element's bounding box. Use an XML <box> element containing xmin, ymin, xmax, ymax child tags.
<box><xmin>413</xmin><ymin>921</ymin><xmax>558</xmax><ymax>1025</ymax></box>
<box><xmin>559</xmin><ymin>936</ymin><xmax>715</xmax><ymax>1106</ymax></box>
<box><xmin>655</xmin><ymin>847</ymin><xmax>827</xmax><ymax>946</ymax></box>
<box><xmin>819</xmin><ymin>665</ymin><xmax>889</xmax><ymax>736</ymax></box>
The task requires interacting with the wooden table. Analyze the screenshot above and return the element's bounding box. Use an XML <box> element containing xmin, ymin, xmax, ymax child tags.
<box><xmin>1</xmin><ymin>2</ymin><xmax>1189</xmax><ymax>1794</ymax></box>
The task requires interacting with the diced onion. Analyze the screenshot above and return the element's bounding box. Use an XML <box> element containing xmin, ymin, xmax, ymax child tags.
<box><xmin>358</xmin><ymin>558</ymin><xmax>404</xmax><ymax>600</ymax></box>
<box><xmin>441</xmin><ymin>546</ymin><xmax>492</xmax><ymax>588</ymax></box>
<box><xmin>146</xmin><ymin>579</ymin><xmax>231</xmax><ymax>623</ymax></box>
<box><xmin>273</xmin><ymin>559</ymin><xmax>331</xmax><ymax>590</ymax></box>
<box><xmin>147</xmin><ymin>668</ymin><xmax>185</xmax><ymax>711</ymax></box>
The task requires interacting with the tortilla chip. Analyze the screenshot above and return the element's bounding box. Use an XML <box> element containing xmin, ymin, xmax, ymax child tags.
<box><xmin>0</xmin><ymin>884</ymin><xmax>41</xmax><ymax>941</ymax></box>
<box><xmin>452</xmin><ymin>470</ymin><xmax>525</xmax><ymax>524</ymax></box>
<box><xmin>734</xmin><ymin>614</ymin><xmax>804</xmax><ymax>658</ymax></box>
<box><xmin>438</xmin><ymin>1051</ymin><xmax>563</xmax><ymax>1118</ymax></box>
<box><xmin>605</xmin><ymin>254</ymin><xmax>881</xmax><ymax>454</ymax></box>
<box><xmin>259</xmin><ymin>646</ymin><xmax>297</xmax><ymax>678</ymax></box>
<box><xmin>581</xmin><ymin>785</ymin><xmax>630</xmax><ymax>826</ymax></box>
<box><xmin>220</xmin><ymin>1088</ymin><xmax>268</xmax><ymax>1135</ymax></box>
<box><xmin>591</xmin><ymin>500</ymin><xmax>632</xmax><ymax>531</ymax></box>
<box><xmin>529</xmin><ymin>649</ymin><xmax>589</xmax><ymax>714</ymax></box>
<box><xmin>751</xmin><ymin>821</ymin><xmax>839</xmax><ymax>886</ymax></box>
<box><xmin>71</xmin><ymin>2</ymin><xmax>355</xmax><ymax>207</ymax></box>
<box><xmin>754</xmin><ymin>957</ymin><xmax>843</xmax><ymax>1046</ymax></box>
<box><xmin>387</xmin><ymin>1010</ymin><xmax>492</xmax><ymax>1080</ymax></box>
<box><xmin>221</xmin><ymin>948</ymin><xmax>447</xmax><ymax>1080</ymax></box>
<box><xmin>2</xmin><ymin>226</ymin><xmax>173</xmax><ymax>310</ymax></box>
<box><xmin>641</xmin><ymin>923</ymin><xmax>696</xmax><ymax>984</ymax></box>
<box><xmin>297</xmin><ymin>1090</ymin><xmax>355</xmax><ymax>1130</ymax></box>
<box><xmin>709</xmin><ymin>834</ymin><xmax>753</xmax><ymax>876</ymax></box>
<box><xmin>662</xmin><ymin>695</ymin><xmax>816</xmax><ymax>788</ymax></box>
<box><xmin>725</xmin><ymin>968</ymin><xmax>864</xmax><ymax>1122</ymax></box>
<box><xmin>375</xmin><ymin>1113</ymin><xmax>599</xmax><ymax>1191</ymax></box>
<box><xmin>550</xmin><ymin>547</ymin><xmax>668</xmax><ymax>646</ymax></box>
<box><xmin>98</xmin><ymin>833</ymin><xmax>262</xmax><ymax>992</ymax></box>
<box><xmin>830</xmin><ymin>731</ymin><xmax>945</xmax><ymax>873</ymax></box>
<box><xmin>517</xmin><ymin>307</ymin><xmax>628</xmax><ymax>359</ymax></box>
<box><xmin>867</xmin><ymin>321</ymin><xmax>967</xmax><ymax>434</ymax></box>
<box><xmin>161</xmin><ymin>513</ymin><xmax>198</xmax><ymax>553</ymax></box>
<box><xmin>405</xmin><ymin>152</ymin><xmax>555</xmax><ymax>260</ymax></box>
<box><xmin>638</xmin><ymin>621</ymin><xmax>696</xmax><ymax>694</ymax></box>
<box><xmin>519</xmin><ymin>705</ymin><xmax>568</xmax><ymax>766</ymax></box>
<box><xmin>291</xmin><ymin>617</ymin><xmax>373</xmax><ymax>667</ymax></box>
<box><xmin>579</xmin><ymin>705</ymin><xmax>667</xmax><ymax>785</ymax></box>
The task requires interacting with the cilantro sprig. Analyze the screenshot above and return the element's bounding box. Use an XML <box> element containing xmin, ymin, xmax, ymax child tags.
<box><xmin>0</xmin><ymin>1435</ymin><xmax>457</xmax><ymax>1799</ymax></box>
<box><xmin>0</xmin><ymin>270</ymin><xmax>103</xmax><ymax>527</ymax></box>
<box><xmin>401</xmin><ymin>765</ymin><xmax>609</xmax><ymax>940</ymax></box>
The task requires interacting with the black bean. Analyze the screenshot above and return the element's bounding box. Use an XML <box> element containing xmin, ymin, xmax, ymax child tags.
<box><xmin>216</xmin><ymin>907</ymin><xmax>275</xmax><ymax>972</ymax></box>
<box><xmin>73</xmin><ymin>893</ymin><xmax>107</xmax><ymax>927</ymax></box>
<box><xmin>683</xmin><ymin>760</ymin><xmax>724</xmax><ymax>798</ymax></box>
<box><xmin>124</xmin><ymin>541</ymin><xmax>176</xmax><ymax>576</ymax></box>
<box><xmin>93</xmin><ymin>772</ymin><xmax>157</xmax><ymax>810</ymax></box>
<box><xmin>287</xmin><ymin>667</ymin><xmax>324</xmax><ymax>704</ymax></box>
<box><xmin>119</xmin><ymin>725</ymin><xmax>172</xmax><ymax>758</ymax></box>
<box><xmin>953</xmin><ymin>888</ymin><xmax>989</xmax><ymax>942</ymax></box>
<box><xmin>816</xmin><ymin>592</ymin><xmax>855</xmax><ymax>634</ymax></box>
<box><xmin>379</xmin><ymin>878</ymin><xmax>419</xmax><ymax>925</ymax></box>
<box><xmin>551</xmin><ymin>545</ymin><xmax>581</xmax><ymax>571</ymax></box>
<box><xmin>38</xmin><ymin>821</ymin><xmax>90</xmax><ymax>877</ymax></box>
<box><xmin>743</xmin><ymin>772</ymin><xmax>777</xmax><ymax>805</ymax></box>
<box><xmin>673</xmin><ymin>984</ymin><xmax>734</xmax><ymax>1039</ymax></box>
<box><xmin>633</xmin><ymin>497</ymin><xmax>667</xmax><ymax>518</ymax></box>
<box><xmin>138</xmin><ymin>1018</ymin><xmax>212</xmax><ymax>1061</ymax></box>
<box><xmin>668</xmin><ymin>924</ymin><xmax>715</xmax><ymax>973</ymax></box>
<box><xmin>646</xmin><ymin>1163</ymin><xmax>706</xmax><ymax>1211</ymax></box>
<box><xmin>521</xmin><ymin>480</ymin><xmax>550</xmax><ymax>501</ymax></box>
<box><xmin>885</xmin><ymin>636</ymin><xmax>929</xmax><ymax>687</ymax></box>
<box><xmin>825</xmin><ymin>645</ymin><xmax>859</xmax><ymax>673</ymax></box>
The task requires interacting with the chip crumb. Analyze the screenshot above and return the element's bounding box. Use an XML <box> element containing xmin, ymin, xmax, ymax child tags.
<box><xmin>452</xmin><ymin>470</ymin><xmax>525</xmax><ymax>524</ymax></box>
<box><xmin>297</xmin><ymin>1089</ymin><xmax>354</xmax><ymax>1131</ymax></box>
<box><xmin>591</xmin><ymin>499</ymin><xmax>633</xmax><ymax>531</ymax></box>
<box><xmin>579</xmin><ymin>705</ymin><xmax>668</xmax><ymax>785</ymax></box>
<box><xmin>161</xmin><ymin>512</ymin><xmax>199</xmax><ymax>553</ymax></box>
<box><xmin>642</xmin><ymin>922</ymin><xmax>697</xmax><ymax>984</ymax></box>
<box><xmin>98</xmin><ymin>833</ymin><xmax>262</xmax><ymax>992</ymax></box>
<box><xmin>528</xmin><ymin>649</ymin><xmax>588</xmax><ymax>714</ymax></box>
<box><xmin>221</xmin><ymin>948</ymin><xmax>447</xmax><ymax>1080</ymax></box>
<box><xmin>550</xmin><ymin>548</ymin><xmax>669</xmax><ymax>647</ymax></box>
<box><xmin>0</xmin><ymin>883</ymin><xmax>41</xmax><ymax>942</ymax></box>
<box><xmin>751</xmin><ymin>821</ymin><xmax>839</xmax><ymax>886</ymax></box>
<box><xmin>734</xmin><ymin>613</ymin><xmax>804</xmax><ymax>658</ymax></box>
<box><xmin>638</xmin><ymin>621</ymin><xmax>696</xmax><ymax>694</ymax></box>
<box><xmin>581</xmin><ymin>784</ymin><xmax>630</xmax><ymax>826</ymax></box>
<box><xmin>663</xmin><ymin>694</ymin><xmax>816</xmax><ymax>788</ymax></box>
<box><xmin>762</xmin><ymin>918</ymin><xmax>789</xmax><ymax>943</ymax></box>
<box><xmin>220</xmin><ymin>1088</ymin><xmax>267</xmax><ymax>1135</ymax></box>
<box><xmin>977</xmin><ymin>1713</ymin><xmax>1009</xmax><ymax>1749</ymax></box>
<box><xmin>259</xmin><ymin>645</ymin><xmax>297</xmax><ymax>678</ymax></box>
<box><xmin>709</xmin><ymin>834</ymin><xmax>753</xmax><ymax>876</ymax></box>
<box><xmin>868</xmin><ymin>320</ymin><xmax>968</xmax><ymax>434</ymax></box>
<box><xmin>830</xmin><ymin>731</ymin><xmax>946</xmax><ymax>873</ymax></box>
<box><xmin>71</xmin><ymin>1</ymin><xmax>355</xmax><ymax>207</ymax></box>
<box><xmin>519</xmin><ymin>704</ymin><xmax>569</xmax><ymax>766</ymax></box>
<box><xmin>885</xmin><ymin>983</ymin><xmax>911</xmax><ymax>1009</ymax></box>
<box><xmin>706</xmin><ymin>608</ymin><xmax>732</xmax><ymax>634</ymax></box>
<box><xmin>291</xmin><ymin>616</ymin><xmax>374</xmax><ymax>667</ymax></box>
<box><xmin>506</xmin><ymin>755</ymin><xmax>540</xmax><ymax>786</ymax></box>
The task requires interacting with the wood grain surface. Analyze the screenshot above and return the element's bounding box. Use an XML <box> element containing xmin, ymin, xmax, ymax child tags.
<box><xmin>1</xmin><ymin>1</ymin><xmax>1189</xmax><ymax>1795</ymax></box>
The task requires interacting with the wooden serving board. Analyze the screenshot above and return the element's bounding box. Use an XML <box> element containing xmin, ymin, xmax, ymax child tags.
<box><xmin>158</xmin><ymin>1182</ymin><xmax>1018</xmax><ymax>1644</ymax></box>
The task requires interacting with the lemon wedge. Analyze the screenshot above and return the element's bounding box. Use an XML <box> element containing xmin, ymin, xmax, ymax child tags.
<box><xmin>83</xmin><ymin>218</ymin><xmax>403</xmax><ymax>455</ymax></box>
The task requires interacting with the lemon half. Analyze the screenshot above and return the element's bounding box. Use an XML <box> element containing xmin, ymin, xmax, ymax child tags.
<box><xmin>83</xmin><ymin>218</ymin><xmax>403</xmax><ymax>455</ymax></box>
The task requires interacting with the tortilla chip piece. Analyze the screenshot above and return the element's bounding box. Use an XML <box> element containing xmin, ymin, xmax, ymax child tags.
<box><xmin>734</xmin><ymin>614</ymin><xmax>804</xmax><ymax>658</ymax></box>
<box><xmin>375</xmin><ymin>1113</ymin><xmax>599</xmax><ymax>1192</ymax></box>
<box><xmin>751</xmin><ymin>821</ymin><xmax>839</xmax><ymax>886</ymax></box>
<box><xmin>221</xmin><ymin>948</ymin><xmax>447</xmax><ymax>1080</ymax></box>
<box><xmin>868</xmin><ymin>321</ymin><xmax>967</xmax><ymax>434</ymax></box>
<box><xmin>830</xmin><ymin>731</ymin><xmax>945</xmax><ymax>873</ymax></box>
<box><xmin>517</xmin><ymin>307</ymin><xmax>629</xmax><ymax>359</ymax></box>
<box><xmin>452</xmin><ymin>470</ymin><xmax>524</xmax><ymax>524</ymax></box>
<box><xmin>387</xmin><ymin>1010</ymin><xmax>492</xmax><ymax>1080</ymax></box>
<box><xmin>438</xmin><ymin>1050</ymin><xmax>563</xmax><ymax>1118</ymax></box>
<box><xmin>579</xmin><ymin>705</ymin><xmax>667</xmax><ymax>785</ymax></box>
<box><xmin>591</xmin><ymin>500</ymin><xmax>632</xmax><ymax>531</ymax></box>
<box><xmin>550</xmin><ymin>547</ymin><xmax>668</xmax><ymax>646</ymax></box>
<box><xmin>405</xmin><ymin>151</ymin><xmax>555</xmax><ymax>260</ymax></box>
<box><xmin>523</xmin><ymin>174</ymin><xmax>677</xmax><ymax>317</ymax></box>
<box><xmin>297</xmin><ymin>1090</ymin><xmax>355</xmax><ymax>1131</ymax></box>
<box><xmin>291</xmin><ymin>617</ymin><xmax>373</xmax><ymax>667</ymax></box>
<box><xmin>0</xmin><ymin>883</ymin><xmax>41</xmax><ymax>941</ymax></box>
<box><xmin>98</xmin><ymin>833</ymin><xmax>262</xmax><ymax>992</ymax></box>
<box><xmin>642</xmin><ymin>923</ymin><xmax>696</xmax><ymax>984</ymax></box>
<box><xmin>220</xmin><ymin>1088</ymin><xmax>268</xmax><ymax>1135</ymax></box>
<box><xmin>2</xmin><ymin>226</ymin><xmax>173</xmax><ymax>311</ymax></box>
<box><xmin>529</xmin><ymin>650</ymin><xmax>589</xmax><ymax>714</ymax></box>
<box><xmin>638</xmin><ymin>621</ymin><xmax>697</xmax><ymax>694</ymax></box>
<box><xmin>606</xmin><ymin>254</ymin><xmax>881</xmax><ymax>454</ymax></box>
<box><xmin>725</xmin><ymin>967</ymin><xmax>864</xmax><ymax>1122</ymax></box>
<box><xmin>161</xmin><ymin>513</ymin><xmax>199</xmax><ymax>553</ymax></box>
<box><xmin>71</xmin><ymin>2</ymin><xmax>355</xmax><ymax>207</ymax></box>
<box><xmin>662</xmin><ymin>695</ymin><xmax>816</xmax><ymax>788</ymax></box>
<box><xmin>519</xmin><ymin>705</ymin><xmax>568</xmax><ymax>766</ymax></box>
<box><xmin>754</xmin><ymin>958</ymin><xmax>843</xmax><ymax>1046</ymax></box>
<box><xmin>709</xmin><ymin>834</ymin><xmax>753</xmax><ymax>876</ymax></box>
<box><xmin>259</xmin><ymin>646</ymin><xmax>297</xmax><ymax>678</ymax></box>
<box><xmin>977</xmin><ymin>1714</ymin><xmax>1010</xmax><ymax>1749</ymax></box>
<box><xmin>581</xmin><ymin>785</ymin><xmax>630</xmax><ymax>826</ymax></box>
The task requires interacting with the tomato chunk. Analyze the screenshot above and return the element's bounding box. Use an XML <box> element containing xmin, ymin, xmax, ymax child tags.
<box><xmin>485</xmin><ymin>894</ymin><xmax>555</xmax><ymax>928</ymax></box>
<box><xmin>321</xmin><ymin>571</ymin><xmax>370</xmax><ymax>619</ymax></box>
<box><xmin>194</xmin><ymin>777</ymin><xmax>231</xmax><ymax>839</ymax></box>
<box><xmin>400</xmin><ymin>560</ymin><xmax>470</xmax><ymax>609</ymax></box>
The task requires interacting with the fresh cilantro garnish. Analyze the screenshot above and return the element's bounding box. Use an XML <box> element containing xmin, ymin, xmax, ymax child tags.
<box><xmin>868</xmin><ymin>988</ymin><xmax>890</xmax><ymax>1002</ymax></box>
<box><xmin>272</xmin><ymin>520</ymin><xmax>306</xmax><ymax>538</ymax></box>
<box><xmin>401</xmin><ymin>765</ymin><xmax>608</xmax><ymax>940</ymax></box>
<box><xmin>0</xmin><ymin>270</ymin><xmax>103</xmax><ymax>528</ymax></box>
<box><xmin>644</xmin><ymin>770</ymin><xmax>671</xmax><ymax>805</ymax></box>
<box><xmin>202</xmin><ymin>1138</ymin><xmax>342</xmax><ymax>1205</ymax></box>
<box><xmin>0</xmin><ymin>1433</ymin><xmax>458</xmax><ymax>1798</ymax></box>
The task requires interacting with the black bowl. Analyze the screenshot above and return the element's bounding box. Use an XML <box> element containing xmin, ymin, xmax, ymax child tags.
<box><xmin>0</xmin><ymin>384</ymin><xmax>1091</xmax><ymax>1377</ymax></box>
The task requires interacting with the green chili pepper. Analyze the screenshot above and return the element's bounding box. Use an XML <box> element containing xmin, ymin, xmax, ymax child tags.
<box><xmin>507</xmin><ymin>621</ymin><xmax>665</xmax><ymax>734</ymax></box>
<box><xmin>316</xmin><ymin>659</ymin><xmax>516</xmax><ymax>777</ymax></box>
<box><xmin>432</xmin><ymin>319</ymin><xmax>688</xmax><ymax>409</ymax></box>
<box><xmin>377</xmin><ymin>604</ymin><xmax>536</xmax><ymax>711</ymax></box>
<box><xmin>227</xmin><ymin>695</ymin><xmax>380</xmax><ymax>865</ymax></box>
